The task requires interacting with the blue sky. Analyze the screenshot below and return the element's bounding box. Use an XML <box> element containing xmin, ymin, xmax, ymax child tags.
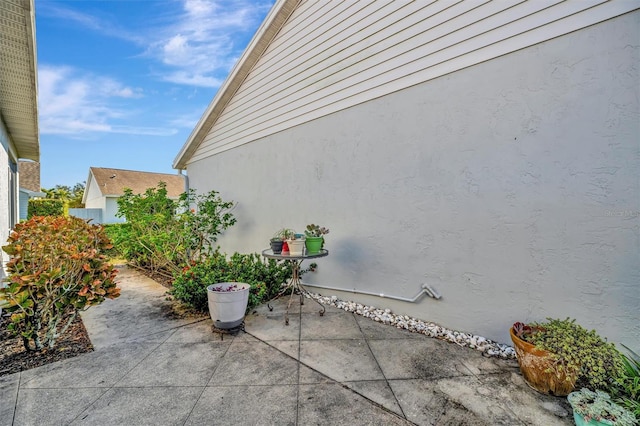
<box><xmin>36</xmin><ymin>0</ymin><xmax>274</xmax><ymax>188</ymax></box>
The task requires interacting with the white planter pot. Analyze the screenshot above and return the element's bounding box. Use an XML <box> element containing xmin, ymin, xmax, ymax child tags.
<box><xmin>207</xmin><ymin>282</ymin><xmax>251</xmax><ymax>329</ymax></box>
<box><xmin>287</xmin><ymin>239</ymin><xmax>305</xmax><ymax>256</ymax></box>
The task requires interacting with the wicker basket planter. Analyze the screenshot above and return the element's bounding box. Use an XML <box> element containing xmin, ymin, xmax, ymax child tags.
<box><xmin>509</xmin><ymin>327</ymin><xmax>577</xmax><ymax>396</ymax></box>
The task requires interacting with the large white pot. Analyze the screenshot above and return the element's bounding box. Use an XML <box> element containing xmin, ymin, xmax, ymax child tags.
<box><xmin>207</xmin><ymin>282</ymin><xmax>251</xmax><ymax>329</ymax></box>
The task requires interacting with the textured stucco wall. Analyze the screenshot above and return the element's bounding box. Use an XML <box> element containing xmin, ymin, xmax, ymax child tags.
<box><xmin>0</xmin><ymin>119</ymin><xmax>13</xmax><ymax>283</ymax></box>
<box><xmin>187</xmin><ymin>12</ymin><xmax>639</xmax><ymax>347</ymax></box>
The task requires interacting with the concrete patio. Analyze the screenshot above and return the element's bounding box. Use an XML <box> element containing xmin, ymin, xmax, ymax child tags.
<box><xmin>1</xmin><ymin>266</ymin><xmax>574</xmax><ymax>425</ymax></box>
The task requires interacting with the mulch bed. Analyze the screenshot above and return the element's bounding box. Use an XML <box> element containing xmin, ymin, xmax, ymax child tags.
<box><xmin>0</xmin><ymin>314</ymin><xmax>93</xmax><ymax>377</ymax></box>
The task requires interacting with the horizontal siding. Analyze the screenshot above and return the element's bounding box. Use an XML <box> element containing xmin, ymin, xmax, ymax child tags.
<box><xmin>189</xmin><ymin>0</ymin><xmax>637</xmax><ymax>164</ymax></box>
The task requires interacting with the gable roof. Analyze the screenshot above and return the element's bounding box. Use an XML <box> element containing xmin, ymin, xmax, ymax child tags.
<box><xmin>173</xmin><ymin>0</ymin><xmax>298</xmax><ymax>170</ymax></box>
<box><xmin>0</xmin><ymin>0</ymin><xmax>39</xmax><ymax>160</ymax></box>
<box><xmin>84</xmin><ymin>167</ymin><xmax>185</xmax><ymax>201</ymax></box>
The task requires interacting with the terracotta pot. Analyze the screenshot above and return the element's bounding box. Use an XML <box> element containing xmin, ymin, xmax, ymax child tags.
<box><xmin>509</xmin><ymin>327</ymin><xmax>577</xmax><ymax>396</ymax></box>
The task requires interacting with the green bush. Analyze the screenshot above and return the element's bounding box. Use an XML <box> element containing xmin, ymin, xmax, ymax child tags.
<box><xmin>172</xmin><ymin>252</ymin><xmax>292</xmax><ymax>312</ymax></box>
<box><xmin>0</xmin><ymin>216</ymin><xmax>120</xmax><ymax>351</ymax></box>
<box><xmin>27</xmin><ymin>199</ymin><xmax>64</xmax><ymax>218</ymax></box>
<box><xmin>103</xmin><ymin>223</ymin><xmax>138</xmax><ymax>260</ymax></box>
<box><xmin>114</xmin><ymin>183</ymin><xmax>236</xmax><ymax>277</ymax></box>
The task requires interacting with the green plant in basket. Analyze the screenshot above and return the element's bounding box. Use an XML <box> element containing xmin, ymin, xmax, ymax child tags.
<box><xmin>515</xmin><ymin>318</ymin><xmax>624</xmax><ymax>393</ymax></box>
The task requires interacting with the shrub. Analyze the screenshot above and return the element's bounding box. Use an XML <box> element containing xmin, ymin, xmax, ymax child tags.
<box><xmin>27</xmin><ymin>198</ymin><xmax>64</xmax><ymax>218</ymax></box>
<box><xmin>172</xmin><ymin>252</ymin><xmax>292</xmax><ymax>313</ymax></box>
<box><xmin>0</xmin><ymin>216</ymin><xmax>120</xmax><ymax>351</ymax></box>
<box><xmin>114</xmin><ymin>183</ymin><xmax>236</xmax><ymax>277</ymax></box>
<box><xmin>103</xmin><ymin>223</ymin><xmax>138</xmax><ymax>260</ymax></box>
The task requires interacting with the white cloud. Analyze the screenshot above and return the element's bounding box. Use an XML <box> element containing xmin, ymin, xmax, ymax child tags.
<box><xmin>38</xmin><ymin>65</ymin><xmax>174</xmax><ymax>136</ymax></box>
<box><xmin>37</xmin><ymin>2</ymin><xmax>144</xmax><ymax>44</ymax></box>
<box><xmin>151</xmin><ymin>0</ymin><xmax>274</xmax><ymax>88</ymax></box>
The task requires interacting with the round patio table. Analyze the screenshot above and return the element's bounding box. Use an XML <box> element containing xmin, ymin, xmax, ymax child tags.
<box><xmin>261</xmin><ymin>248</ymin><xmax>328</xmax><ymax>325</ymax></box>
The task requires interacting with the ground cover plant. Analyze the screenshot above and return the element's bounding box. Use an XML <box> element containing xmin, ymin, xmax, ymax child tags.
<box><xmin>0</xmin><ymin>216</ymin><xmax>119</xmax><ymax>351</ymax></box>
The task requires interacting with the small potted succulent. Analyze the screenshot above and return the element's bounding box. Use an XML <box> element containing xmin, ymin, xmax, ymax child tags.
<box><xmin>286</xmin><ymin>232</ymin><xmax>306</xmax><ymax>256</ymax></box>
<box><xmin>567</xmin><ymin>388</ymin><xmax>637</xmax><ymax>426</ymax></box>
<box><xmin>270</xmin><ymin>228</ymin><xmax>295</xmax><ymax>254</ymax></box>
<box><xmin>510</xmin><ymin>318</ymin><xmax>623</xmax><ymax>396</ymax></box>
<box><xmin>269</xmin><ymin>228</ymin><xmax>295</xmax><ymax>254</ymax></box>
<box><xmin>304</xmin><ymin>224</ymin><xmax>329</xmax><ymax>254</ymax></box>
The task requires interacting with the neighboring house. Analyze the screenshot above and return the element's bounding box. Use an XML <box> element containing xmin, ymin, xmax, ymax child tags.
<box><xmin>0</xmin><ymin>0</ymin><xmax>39</xmax><ymax>281</ymax></box>
<box><xmin>80</xmin><ymin>167</ymin><xmax>185</xmax><ymax>224</ymax></box>
<box><xmin>173</xmin><ymin>1</ymin><xmax>639</xmax><ymax>347</ymax></box>
<box><xmin>18</xmin><ymin>161</ymin><xmax>44</xmax><ymax>220</ymax></box>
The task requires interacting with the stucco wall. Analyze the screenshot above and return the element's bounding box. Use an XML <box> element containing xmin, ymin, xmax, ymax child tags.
<box><xmin>0</xmin><ymin>119</ymin><xmax>13</xmax><ymax>283</ymax></box>
<box><xmin>186</xmin><ymin>12</ymin><xmax>639</xmax><ymax>347</ymax></box>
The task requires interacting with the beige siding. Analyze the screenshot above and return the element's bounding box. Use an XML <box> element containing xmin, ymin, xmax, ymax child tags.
<box><xmin>189</xmin><ymin>0</ymin><xmax>637</xmax><ymax>163</ymax></box>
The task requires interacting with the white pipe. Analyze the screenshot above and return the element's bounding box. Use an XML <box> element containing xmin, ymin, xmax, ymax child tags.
<box><xmin>301</xmin><ymin>282</ymin><xmax>441</xmax><ymax>302</ymax></box>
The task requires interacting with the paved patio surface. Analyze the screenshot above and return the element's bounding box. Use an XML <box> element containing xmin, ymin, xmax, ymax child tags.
<box><xmin>1</xmin><ymin>266</ymin><xmax>573</xmax><ymax>425</ymax></box>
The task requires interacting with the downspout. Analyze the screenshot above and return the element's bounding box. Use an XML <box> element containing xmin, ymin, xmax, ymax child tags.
<box><xmin>179</xmin><ymin>169</ymin><xmax>189</xmax><ymax>193</ymax></box>
<box><xmin>301</xmin><ymin>282</ymin><xmax>442</xmax><ymax>302</ymax></box>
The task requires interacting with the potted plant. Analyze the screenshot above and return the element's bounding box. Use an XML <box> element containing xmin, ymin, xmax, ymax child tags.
<box><xmin>286</xmin><ymin>233</ymin><xmax>305</xmax><ymax>256</ymax></box>
<box><xmin>567</xmin><ymin>388</ymin><xmax>637</xmax><ymax>426</ymax></box>
<box><xmin>207</xmin><ymin>282</ymin><xmax>251</xmax><ymax>329</ymax></box>
<box><xmin>270</xmin><ymin>228</ymin><xmax>295</xmax><ymax>254</ymax></box>
<box><xmin>510</xmin><ymin>318</ymin><xmax>623</xmax><ymax>396</ymax></box>
<box><xmin>304</xmin><ymin>224</ymin><xmax>329</xmax><ymax>254</ymax></box>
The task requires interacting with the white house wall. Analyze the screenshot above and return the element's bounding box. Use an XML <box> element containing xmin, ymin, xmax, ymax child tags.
<box><xmin>0</xmin><ymin>118</ymin><xmax>16</xmax><ymax>281</ymax></box>
<box><xmin>188</xmin><ymin>0</ymin><xmax>638</xmax><ymax>163</ymax></box>
<box><xmin>186</xmin><ymin>11</ymin><xmax>640</xmax><ymax>347</ymax></box>
<box><xmin>104</xmin><ymin>197</ymin><xmax>124</xmax><ymax>224</ymax></box>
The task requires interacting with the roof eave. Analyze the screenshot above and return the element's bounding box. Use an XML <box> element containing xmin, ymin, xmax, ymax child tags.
<box><xmin>1</xmin><ymin>0</ymin><xmax>40</xmax><ymax>161</ymax></box>
<box><xmin>172</xmin><ymin>0</ymin><xmax>299</xmax><ymax>170</ymax></box>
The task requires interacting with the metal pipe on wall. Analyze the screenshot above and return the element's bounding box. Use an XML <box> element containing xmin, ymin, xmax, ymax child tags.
<box><xmin>301</xmin><ymin>282</ymin><xmax>441</xmax><ymax>302</ymax></box>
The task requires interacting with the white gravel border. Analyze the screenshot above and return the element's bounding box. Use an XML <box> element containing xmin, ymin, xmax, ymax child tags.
<box><xmin>306</xmin><ymin>292</ymin><xmax>516</xmax><ymax>359</ymax></box>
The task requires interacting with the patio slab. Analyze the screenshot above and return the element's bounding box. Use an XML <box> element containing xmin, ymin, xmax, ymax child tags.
<box><xmin>4</xmin><ymin>266</ymin><xmax>573</xmax><ymax>425</ymax></box>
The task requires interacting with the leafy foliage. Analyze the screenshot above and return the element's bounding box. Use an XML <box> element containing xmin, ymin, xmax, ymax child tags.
<box><xmin>113</xmin><ymin>183</ymin><xmax>236</xmax><ymax>277</ymax></box>
<box><xmin>304</xmin><ymin>224</ymin><xmax>330</xmax><ymax>238</ymax></box>
<box><xmin>43</xmin><ymin>182</ymin><xmax>85</xmax><ymax>208</ymax></box>
<box><xmin>171</xmin><ymin>252</ymin><xmax>292</xmax><ymax>313</ymax></box>
<box><xmin>568</xmin><ymin>388</ymin><xmax>637</xmax><ymax>426</ymax></box>
<box><xmin>27</xmin><ymin>198</ymin><xmax>64</xmax><ymax>218</ymax></box>
<box><xmin>522</xmin><ymin>318</ymin><xmax>624</xmax><ymax>392</ymax></box>
<box><xmin>612</xmin><ymin>345</ymin><xmax>640</xmax><ymax>420</ymax></box>
<box><xmin>0</xmin><ymin>216</ymin><xmax>119</xmax><ymax>351</ymax></box>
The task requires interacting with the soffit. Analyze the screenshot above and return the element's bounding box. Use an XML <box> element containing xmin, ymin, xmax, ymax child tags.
<box><xmin>0</xmin><ymin>0</ymin><xmax>39</xmax><ymax>161</ymax></box>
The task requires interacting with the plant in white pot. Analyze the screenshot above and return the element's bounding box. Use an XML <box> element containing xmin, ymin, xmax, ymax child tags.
<box><xmin>206</xmin><ymin>282</ymin><xmax>251</xmax><ymax>329</ymax></box>
<box><xmin>286</xmin><ymin>233</ymin><xmax>306</xmax><ymax>256</ymax></box>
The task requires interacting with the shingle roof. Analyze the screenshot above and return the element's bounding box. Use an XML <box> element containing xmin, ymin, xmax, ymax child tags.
<box><xmin>18</xmin><ymin>160</ymin><xmax>40</xmax><ymax>192</ymax></box>
<box><xmin>89</xmin><ymin>167</ymin><xmax>185</xmax><ymax>198</ymax></box>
